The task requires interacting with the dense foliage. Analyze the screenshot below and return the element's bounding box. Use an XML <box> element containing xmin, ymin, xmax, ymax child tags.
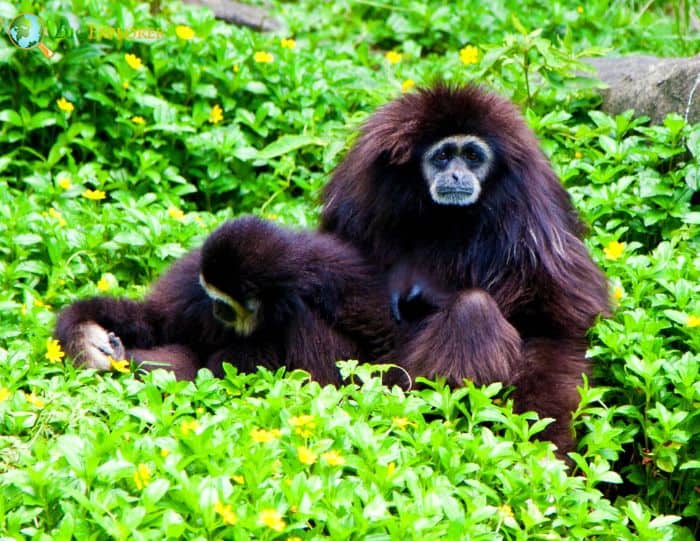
<box><xmin>0</xmin><ymin>0</ymin><xmax>698</xmax><ymax>538</ymax></box>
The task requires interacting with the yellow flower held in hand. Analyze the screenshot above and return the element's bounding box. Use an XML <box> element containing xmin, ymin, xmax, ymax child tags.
<box><xmin>603</xmin><ymin>240</ymin><xmax>625</xmax><ymax>261</ymax></box>
<box><xmin>82</xmin><ymin>189</ymin><xmax>106</xmax><ymax>201</ymax></box>
<box><xmin>109</xmin><ymin>357</ymin><xmax>130</xmax><ymax>374</ymax></box>
<box><xmin>254</xmin><ymin>51</ymin><xmax>274</xmax><ymax>63</ymax></box>
<box><xmin>57</xmin><ymin>97</ymin><xmax>74</xmax><ymax>113</ymax></box>
<box><xmin>175</xmin><ymin>25</ymin><xmax>195</xmax><ymax>40</ymax></box>
<box><xmin>459</xmin><ymin>45</ymin><xmax>479</xmax><ymax>65</ymax></box>
<box><xmin>133</xmin><ymin>463</ymin><xmax>151</xmax><ymax>489</ymax></box>
<box><xmin>209</xmin><ymin>104</ymin><xmax>223</xmax><ymax>124</ymax></box>
<box><xmin>259</xmin><ymin>508</ymin><xmax>286</xmax><ymax>532</ymax></box>
<box><xmin>385</xmin><ymin>50</ymin><xmax>402</xmax><ymax>64</ymax></box>
<box><xmin>125</xmin><ymin>53</ymin><xmax>143</xmax><ymax>70</ymax></box>
<box><xmin>46</xmin><ymin>338</ymin><xmax>65</xmax><ymax>363</ymax></box>
<box><xmin>214</xmin><ymin>500</ymin><xmax>238</xmax><ymax>525</ymax></box>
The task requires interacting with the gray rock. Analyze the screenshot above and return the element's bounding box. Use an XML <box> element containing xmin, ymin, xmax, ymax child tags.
<box><xmin>183</xmin><ymin>0</ymin><xmax>281</xmax><ymax>32</ymax></box>
<box><xmin>585</xmin><ymin>55</ymin><xmax>700</xmax><ymax>124</ymax></box>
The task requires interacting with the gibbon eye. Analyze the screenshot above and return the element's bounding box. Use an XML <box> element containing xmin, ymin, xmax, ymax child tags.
<box><xmin>465</xmin><ymin>148</ymin><xmax>481</xmax><ymax>162</ymax></box>
<box><xmin>433</xmin><ymin>149</ymin><xmax>450</xmax><ymax>163</ymax></box>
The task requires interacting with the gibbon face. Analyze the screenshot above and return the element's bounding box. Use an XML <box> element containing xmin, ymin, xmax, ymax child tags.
<box><xmin>420</xmin><ymin>134</ymin><xmax>493</xmax><ymax>207</ymax></box>
<box><xmin>198</xmin><ymin>274</ymin><xmax>261</xmax><ymax>336</ymax></box>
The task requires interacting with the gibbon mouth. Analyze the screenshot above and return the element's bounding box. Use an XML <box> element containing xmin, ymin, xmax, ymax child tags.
<box><xmin>436</xmin><ymin>187</ymin><xmax>474</xmax><ymax>196</ymax></box>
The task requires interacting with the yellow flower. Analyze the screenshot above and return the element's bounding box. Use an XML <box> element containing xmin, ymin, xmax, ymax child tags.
<box><xmin>233</xmin><ymin>64</ymin><xmax>240</xmax><ymax>73</ymax></box>
<box><xmin>459</xmin><ymin>45</ymin><xmax>479</xmax><ymax>65</ymax></box>
<box><xmin>168</xmin><ymin>207</ymin><xmax>185</xmax><ymax>220</ymax></box>
<box><xmin>109</xmin><ymin>357</ymin><xmax>130</xmax><ymax>374</ymax></box>
<box><xmin>392</xmin><ymin>416</ymin><xmax>414</xmax><ymax>430</ymax></box>
<box><xmin>181</xmin><ymin>419</ymin><xmax>201</xmax><ymax>435</ymax></box>
<box><xmin>48</xmin><ymin>207</ymin><xmax>67</xmax><ymax>226</ymax></box>
<box><xmin>687</xmin><ymin>315</ymin><xmax>700</xmax><ymax>328</ymax></box>
<box><xmin>401</xmin><ymin>79</ymin><xmax>415</xmax><ymax>92</ymax></box>
<box><xmin>45</xmin><ymin>338</ymin><xmax>65</xmax><ymax>364</ymax></box>
<box><xmin>122</xmin><ymin>81</ymin><xmax>130</xmax><ymax>89</ymax></box>
<box><xmin>297</xmin><ymin>445</ymin><xmax>317</xmax><ymax>465</ymax></box>
<box><xmin>251</xmin><ymin>427</ymin><xmax>281</xmax><ymax>443</ymax></box>
<box><xmin>214</xmin><ymin>500</ymin><xmax>238</xmax><ymax>525</ymax></box>
<box><xmin>603</xmin><ymin>240</ymin><xmax>625</xmax><ymax>261</ymax></box>
<box><xmin>259</xmin><ymin>508</ymin><xmax>286</xmax><ymax>532</ymax></box>
<box><xmin>287</xmin><ymin>537</ymin><xmax>302</xmax><ymax>541</ymax></box>
<box><xmin>498</xmin><ymin>503</ymin><xmax>515</xmax><ymax>518</ymax></box>
<box><xmin>386</xmin><ymin>462</ymin><xmax>396</xmax><ymax>477</ymax></box>
<box><xmin>58</xmin><ymin>176</ymin><xmax>72</xmax><ymax>189</ymax></box>
<box><xmin>321</xmin><ymin>450</ymin><xmax>345</xmax><ymax>466</ymax></box>
<box><xmin>97</xmin><ymin>273</ymin><xmax>117</xmax><ymax>292</ymax></box>
<box><xmin>612</xmin><ymin>286</ymin><xmax>624</xmax><ymax>301</ymax></box>
<box><xmin>175</xmin><ymin>25</ymin><xmax>195</xmax><ymax>40</ymax></box>
<box><xmin>253</xmin><ymin>51</ymin><xmax>274</xmax><ymax>63</ymax></box>
<box><xmin>575</xmin><ymin>151</ymin><xmax>583</xmax><ymax>159</ymax></box>
<box><xmin>209</xmin><ymin>104</ymin><xmax>223</xmax><ymax>124</ymax></box>
<box><xmin>133</xmin><ymin>463</ymin><xmax>151</xmax><ymax>490</ymax></box>
<box><xmin>280</xmin><ymin>38</ymin><xmax>296</xmax><ymax>49</ymax></box>
<box><xmin>125</xmin><ymin>53</ymin><xmax>143</xmax><ymax>70</ymax></box>
<box><xmin>34</xmin><ymin>299</ymin><xmax>51</xmax><ymax>309</ymax></box>
<box><xmin>25</xmin><ymin>393</ymin><xmax>45</xmax><ymax>409</ymax></box>
<box><xmin>131</xmin><ymin>116</ymin><xmax>145</xmax><ymax>125</ymax></box>
<box><xmin>82</xmin><ymin>189</ymin><xmax>106</xmax><ymax>201</ymax></box>
<box><xmin>385</xmin><ymin>51</ymin><xmax>402</xmax><ymax>64</ymax></box>
<box><xmin>577</xmin><ymin>6</ymin><xmax>584</xmax><ymax>14</ymax></box>
<box><xmin>0</xmin><ymin>387</ymin><xmax>11</xmax><ymax>402</ymax></box>
<box><xmin>160</xmin><ymin>448</ymin><xmax>170</xmax><ymax>458</ymax></box>
<box><xmin>57</xmin><ymin>97</ymin><xmax>74</xmax><ymax>113</ymax></box>
<box><xmin>288</xmin><ymin>414</ymin><xmax>315</xmax><ymax>426</ymax></box>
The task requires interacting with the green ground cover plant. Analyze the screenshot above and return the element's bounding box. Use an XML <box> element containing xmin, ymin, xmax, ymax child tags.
<box><xmin>0</xmin><ymin>0</ymin><xmax>698</xmax><ymax>538</ymax></box>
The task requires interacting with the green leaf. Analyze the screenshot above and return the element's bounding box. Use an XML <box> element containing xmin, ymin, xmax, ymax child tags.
<box><xmin>256</xmin><ymin>134</ymin><xmax>325</xmax><ymax>160</ymax></box>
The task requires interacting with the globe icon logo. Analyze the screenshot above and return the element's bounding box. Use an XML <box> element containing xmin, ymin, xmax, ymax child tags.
<box><xmin>7</xmin><ymin>13</ymin><xmax>54</xmax><ymax>58</ymax></box>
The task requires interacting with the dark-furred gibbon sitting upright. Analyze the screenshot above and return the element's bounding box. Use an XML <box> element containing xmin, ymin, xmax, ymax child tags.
<box><xmin>320</xmin><ymin>83</ymin><xmax>610</xmax><ymax>454</ymax></box>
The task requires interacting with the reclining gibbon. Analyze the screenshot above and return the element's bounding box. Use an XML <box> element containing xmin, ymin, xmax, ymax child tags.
<box><xmin>55</xmin><ymin>216</ymin><xmax>396</xmax><ymax>384</ymax></box>
<box><xmin>56</xmin><ymin>83</ymin><xmax>609</xmax><ymax>455</ymax></box>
